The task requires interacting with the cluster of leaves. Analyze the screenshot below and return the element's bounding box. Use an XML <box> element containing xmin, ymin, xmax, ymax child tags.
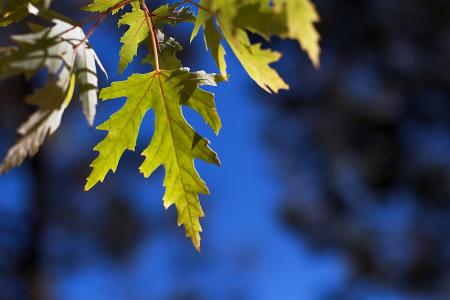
<box><xmin>0</xmin><ymin>0</ymin><xmax>320</xmax><ymax>250</ymax></box>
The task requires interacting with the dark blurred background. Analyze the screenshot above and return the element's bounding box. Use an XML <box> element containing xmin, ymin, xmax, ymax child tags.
<box><xmin>1</xmin><ymin>0</ymin><xmax>449</xmax><ymax>299</ymax></box>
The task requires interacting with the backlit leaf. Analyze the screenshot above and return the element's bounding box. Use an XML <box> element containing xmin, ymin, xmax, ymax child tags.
<box><xmin>86</xmin><ymin>70</ymin><xmax>222</xmax><ymax>250</ymax></box>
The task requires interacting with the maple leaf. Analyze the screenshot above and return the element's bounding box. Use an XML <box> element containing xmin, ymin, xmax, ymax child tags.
<box><xmin>191</xmin><ymin>0</ymin><xmax>288</xmax><ymax>93</ymax></box>
<box><xmin>143</xmin><ymin>30</ymin><xmax>183</xmax><ymax>70</ymax></box>
<box><xmin>0</xmin><ymin>16</ymin><xmax>106</xmax><ymax>173</ymax></box>
<box><xmin>117</xmin><ymin>2</ymin><xmax>195</xmax><ymax>73</ymax></box>
<box><xmin>222</xmin><ymin>27</ymin><xmax>288</xmax><ymax>93</ymax></box>
<box><xmin>275</xmin><ymin>0</ymin><xmax>321</xmax><ymax>67</ymax></box>
<box><xmin>117</xmin><ymin>2</ymin><xmax>148</xmax><ymax>73</ymax></box>
<box><xmin>85</xmin><ymin>69</ymin><xmax>222</xmax><ymax>250</ymax></box>
<box><xmin>192</xmin><ymin>13</ymin><xmax>227</xmax><ymax>78</ymax></box>
<box><xmin>191</xmin><ymin>0</ymin><xmax>228</xmax><ymax>78</ymax></box>
<box><xmin>0</xmin><ymin>0</ymin><xmax>323</xmax><ymax>251</ymax></box>
<box><xmin>231</xmin><ymin>0</ymin><xmax>321</xmax><ymax>67</ymax></box>
<box><xmin>233</xmin><ymin>3</ymin><xmax>287</xmax><ymax>39</ymax></box>
<box><xmin>191</xmin><ymin>0</ymin><xmax>320</xmax><ymax>91</ymax></box>
<box><xmin>83</xmin><ymin>0</ymin><xmax>134</xmax><ymax>13</ymax></box>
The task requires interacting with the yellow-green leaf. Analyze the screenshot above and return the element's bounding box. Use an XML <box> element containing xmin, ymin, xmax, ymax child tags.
<box><xmin>275</xmin><ymin>0</ymin><xmax>321</xmax><ymax>67</ymax></box>
<box><xmin>117</xmin><ymin>3</ymin><xmax>148</xmax><ymax>73</ymax></box>
<box><xmin>223</xmin><ymin>28</ymin><xmax>288</xmax><ymax>93</ymax></box>
<box><xmin>83</xmin><ymin>0</ymin><xmax>133</xmax><ymax>13</ymax></box>
<box><xmin>86</xmin><ymin>70</ymin><xmax>222</xmax><ymax>250</ymax></box>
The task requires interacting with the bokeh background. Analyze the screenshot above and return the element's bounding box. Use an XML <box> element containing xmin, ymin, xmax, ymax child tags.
<box><xmin>1</xmin><ymin>0</ymin><xmax>450</xmax><ymax>299</ymax></box>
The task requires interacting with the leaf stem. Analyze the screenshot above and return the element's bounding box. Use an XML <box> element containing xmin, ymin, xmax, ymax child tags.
<box><xmin>141</xmin><ymin>0</ymin><xmax>160</xmax><ymax>73</ymax></box>
<box><xmin>74</xmin><ymin>13</ymin><xmax>107</xmax><ymax>50</ymax></box>
<box><xmin>73</xmin><ymin>0</ymin><xmax>132</xmax><ymax>50</ymax></box>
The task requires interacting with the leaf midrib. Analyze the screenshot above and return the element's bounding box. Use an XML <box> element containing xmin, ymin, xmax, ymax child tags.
<box><xmin>156</xmin><ymin>74</ymin><xmax>199</xmax><ymax>248</ymax></box>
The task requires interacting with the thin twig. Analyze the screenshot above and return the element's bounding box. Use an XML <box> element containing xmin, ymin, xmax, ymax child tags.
<box><xmin>71</xmin><ymin>0</ymin><xmax>132</xmax><ymax>49</ymax></box>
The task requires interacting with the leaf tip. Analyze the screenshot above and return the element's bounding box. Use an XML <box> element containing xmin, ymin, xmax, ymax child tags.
<box><xmin>84</xmin><ymin>177</ymin><xmax>97</xmax><ymax>191</ymax></box>
<box><xmin>213</xmin><ymin>156</ymin><xmax>221</xmax><ymax>167</ymax></box>
<box><xmin>189</xmin><ymin>234</ymin><xmax>202</xmax><ymax>253</ymax></box>
<box><xmin>312</xmin><ymin>55</ymin><xmax>321</xmax><ymax>69</ymax></box>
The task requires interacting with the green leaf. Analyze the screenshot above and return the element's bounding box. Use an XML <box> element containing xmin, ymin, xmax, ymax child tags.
<box><xmin>191</xmin><ymin>1</ymin><xmax>227</xmax><ymax>78</ymax></box>
<box><xmin>117</xmin><ymin>2</ymin><xmax>148</xmax><ymax>73</ymax></box>
<box><xmin>83</xmin><ymin>0</ymin><xmax>134</xmax><ymax>13</ymax></box>
<box><xmin>86</xmin><ymin>70</ymin><xmax>221</xmax><ymax>250</ymax></box>
<box><xmin>190</xmin><ymin>0</ymin><xmax>208</xmax><ymax>41</ymax></box>
<box><xmin>202</xmin><ymin>18</ymin><xmax>227</xmax><ymax>78</ymax></box>
<box><xmin>143</xmin><ymin>30</ymin><xmax>183</xmax><ymax>70</ymax></box>
<box><xmin>117</xmin><ymin>2</ymin><xmax>195</xmax><ymax>73</ymax></box>
<box><xmin>275</xmin><ymin>0</ymin><xmax>321</xmax><ymax>67</ymax></box>
<box><xmin>191</xmin><ymin>0</ymin><xmax>320</xmax><ymax>90</ymax></box>
<box><xmin>152</xmin><ymin>3</ymin><xmax>196</xmax><ymax>28</ymax></box>
<box><xmin>233</xmin><ymin>3</ymin><xmax>287</xmax><ymax>40</ymax></box>
<box><xmin>0</xmin><ymin>0</ymin><xmax>323</xmax><ymax>250</ymax></box>
<box><xmin>191</xmin><ymin>0</ymin><xmax>288</xmax><ymax>93</ymax></box>
<box><xmin>223</xmin><ymin>28</ymin><xmax>288</xmax><ymax>93</ymax></box>
<box><xmin>209</xmin><ymin>0</ymin><xmax>237</xmax><ymax>32</ymax></box>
